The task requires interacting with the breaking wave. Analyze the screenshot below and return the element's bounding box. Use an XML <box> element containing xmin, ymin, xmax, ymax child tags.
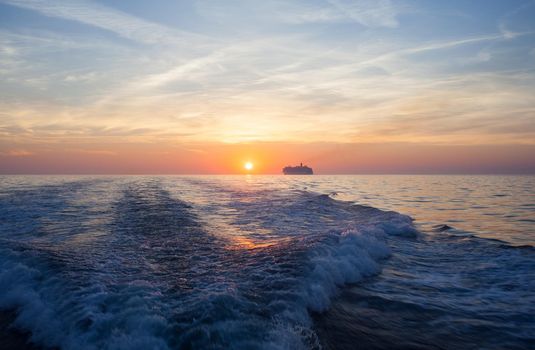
<box><xmin>0</xmin><ymin>177</ymin><xmax>417</xmax><ymax>349</ymax></box>
<box><xmin>1</xmin><ymin>176</ymin><xmax>532</xmax><ymax>350</ymax></box>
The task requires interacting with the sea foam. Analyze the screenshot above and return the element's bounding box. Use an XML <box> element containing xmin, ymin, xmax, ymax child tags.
<box><xmin>0</xmin><ymin>178</ymin><xmax>418</xmax><ymax>349</ymax></box>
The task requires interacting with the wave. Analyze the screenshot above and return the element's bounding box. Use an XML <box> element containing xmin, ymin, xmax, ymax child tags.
<box><xmin>431</xmin><ymin>223</ymin><xmax>534</xmax><ymax>250</ymax></box>
<box><xmin>314</xmin><ymin>222</ymin><xmax>535</xmax><ymax>349</ymax></box>
<box><xmin>0</xmin><ymin>180</ymin><xmax>418</xmax><ymax>349</ymax></box>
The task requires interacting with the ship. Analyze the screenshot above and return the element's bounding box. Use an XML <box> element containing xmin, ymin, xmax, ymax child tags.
<box><xmin>282</xmin><ymin>163</ymin><xmax>313</xmax><ymax>175</ymax></box>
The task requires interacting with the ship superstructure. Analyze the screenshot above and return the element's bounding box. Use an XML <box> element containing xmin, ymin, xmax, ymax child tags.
<box><xmin>282</xmin><ymin>163</ymin><xmax>313</xmax><ymax>175</ymax></box>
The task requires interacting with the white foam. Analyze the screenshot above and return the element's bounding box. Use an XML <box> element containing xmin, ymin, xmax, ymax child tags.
<box><xmin>260</xmin><ymin>216</ymin><xmax>412</xmax><ymax>347</ymax></box>
<box><xmin>0</xmin><ymin>247</ymin><xmax>171</xmax><ymax>350</ymax></box>
<box><xmin>304</xmin><ymin>227</ymin><xmax>390</xmax><ymax>312</ymax></box>
<box><xmin>0</xmin><ymin>182</ymin><xmax>419</xmax><ymax>350</ymax></box>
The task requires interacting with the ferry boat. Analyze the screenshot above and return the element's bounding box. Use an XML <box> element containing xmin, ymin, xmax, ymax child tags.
<box><xmin>282</xmin><ymin>163</ymin><xmax>313</xmax><ymax>175</ymax></box>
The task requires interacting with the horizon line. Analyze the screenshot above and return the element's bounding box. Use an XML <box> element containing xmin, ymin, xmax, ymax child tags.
<box><xmin>1</xmin><ymin>172</ymin><xmax>534</xmax><ymax>176</ymax></box>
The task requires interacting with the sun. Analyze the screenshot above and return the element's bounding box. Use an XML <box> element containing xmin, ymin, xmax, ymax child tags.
<box><xmin>244</xmin><ymin>162</ymin><xmax>254</xmax><ymax>171</ymax></box>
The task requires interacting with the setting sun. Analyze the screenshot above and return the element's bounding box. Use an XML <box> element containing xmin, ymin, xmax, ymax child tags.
<box><xmin>244</xmin><ymin>162</ymin><xmax>254</xmax><ymax>171</ymax></box>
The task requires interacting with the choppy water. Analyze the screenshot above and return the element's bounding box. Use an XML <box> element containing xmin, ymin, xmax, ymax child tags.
<box><xmin>0</xmin><ymin>175</ymin><xmax>533</xmax><ymax>349</ymax></box>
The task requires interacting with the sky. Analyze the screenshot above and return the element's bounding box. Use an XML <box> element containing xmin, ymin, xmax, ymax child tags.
<box><xmin>0</xmin><ymin>0</ymin><xmax>534</xmax><ymax>174</ymax></box>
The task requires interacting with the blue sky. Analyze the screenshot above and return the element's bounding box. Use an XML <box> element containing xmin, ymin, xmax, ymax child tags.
<box><xmin>0</xmin><ymin>0</ymin><xmax>534</xmax><ymax>172</ymax></box>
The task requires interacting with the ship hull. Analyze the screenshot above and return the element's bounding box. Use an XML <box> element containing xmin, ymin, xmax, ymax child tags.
<box><xmin>282</xmin><ymin>168</ymin><xmax>313</xmax><ymax>175</ymax></box>
<box><xmin>282</xmin><ymin>164</ymin><xmax>314</xmax><ymax>175</ymax></box>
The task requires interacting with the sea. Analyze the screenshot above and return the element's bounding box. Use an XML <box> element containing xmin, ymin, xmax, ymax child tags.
<box><xmin>0</xmin><ymin>175</ymin><xmax>533</xmax><ymax>350</ymax></box>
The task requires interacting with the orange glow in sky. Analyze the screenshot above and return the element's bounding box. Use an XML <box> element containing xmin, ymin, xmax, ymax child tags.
<box><xmin>1</xmin><ymin>1</ymin><xmax>534</xmax><ymax>174</ymax></box>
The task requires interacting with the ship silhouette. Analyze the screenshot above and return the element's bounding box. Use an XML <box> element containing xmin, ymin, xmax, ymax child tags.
<box><xmin>282</xmin><ymin>163</ymin><xmax>313</xmax><ymax>175</ymax></box>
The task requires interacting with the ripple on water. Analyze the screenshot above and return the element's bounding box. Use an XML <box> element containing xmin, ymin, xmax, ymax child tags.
<box><xmin>0</xmin><ymin>175</ymin><xmax>533</xmax><ymax>350</ymax></box>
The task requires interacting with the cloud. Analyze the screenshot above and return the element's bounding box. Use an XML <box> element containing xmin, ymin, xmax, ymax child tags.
<box><xmin>0</xmin><ymin>124</ymin><xmax>31</xmax><ymax>136</ymax></box>
<box><xmin>403</xmin><ymin>35</ymin><xmax>506</xmax><ymax>54</ymax></box>
<box><xmin>63</xmin><ymin>71</ymin><xmax>98</xmax><ymax>82</ymax></box>
<box><xmin>326</xmin><ymin>0</ymin><xmax>400</xmax><ymax>27</ymax></box>
<box><xmin>498</xmin><ymin>0</ymin><xmax>535</xmax><ymax>39</ymax></box>
<box><xmin>1</xmin><ymin>0</ymin><xmax>534</xmax><ymax>149</ymax></box>
<box><xmin>71</xmin><ymin>149</ymin><xmax>117</xmax><ymax>156</ymax></box>
<box><xmin>131</xmin><ymin>50</ymin><xmax>226</xmax><ymax>90</ymax></box>
<box><xmin>279</xmin><ymin>7</ymin><xmax>340</xmax><ymax>24</ymax></box>
<box><xmin>196</xmin><ymin>0</ymin><xmax>401</xmax><ymax>27</ymax></box>
<box><xmin>498</xmin><ymin>22</ymin><xmax>518</xmax><ymax>39</ymax></box>
<box><xmin>0</xmin><ymin>0</ymin><xmax>208</xmax><ymax>45</ymax></box>
<box><xmin>0</xmin><ymin>149</ymin><xmax>33</xmax><ymax>156</ymax></box>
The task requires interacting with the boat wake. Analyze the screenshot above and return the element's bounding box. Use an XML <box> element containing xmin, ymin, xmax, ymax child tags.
<box><xmin>0</xmin><ymin>176</ymin><xmax>532</xmax><ymax>349</ymax></box>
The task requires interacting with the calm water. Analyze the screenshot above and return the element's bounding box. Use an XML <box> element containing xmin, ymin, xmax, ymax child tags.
<box><xmin>303</xmin><ymin>175</ymin><xmax>535</xmax><ymax>246</ymax></box>
<box><xmin>0</xmin><ymin>175</ymin><xmax>533</xmax><ymax>349</ymax></box>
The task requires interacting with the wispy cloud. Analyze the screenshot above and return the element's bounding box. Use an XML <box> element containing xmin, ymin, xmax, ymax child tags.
<box><xmin>71</xmin><ymin>149</ymin><xmax>117</xmax><ymax>156</ymax></box>
<box><xmin>196</xmin><ymin>0</ymin><xmax>402</xmax><ymax>27</ymax></box>
<box><xmin>1</xmin><ymin>0</ymin><xmax>534</xmax><ymax>148</ymax></box>
<box><xmin>326</xmin><ymin>0</ymin><xmax>400</xmax><ymax>27</ymax></box>
<box><xmin>498</xmin><ymin>0</ymin><xmax>535</xmax><ymax>39</ymax></box>
<box><xmin>0</xmin><ymin>149</ymin><xmax>33</xmax><ymax>156</ymax></box>
<box><xmin>0</xmin><ymin>0</ymin><xmax>208</xmax><ymax>45</ymax></box>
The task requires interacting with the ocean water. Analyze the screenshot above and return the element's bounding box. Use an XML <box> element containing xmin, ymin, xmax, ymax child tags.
<box><xmin>0</xmin><ymin>175</ymin><xmax>533</xmax><ymax>349</ymax></box>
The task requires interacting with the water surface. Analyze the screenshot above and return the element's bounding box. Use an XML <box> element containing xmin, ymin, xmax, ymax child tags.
<box><xmin>0</xmin><ymin>175</ymin><xmax>533</xmax><ymax>349</ymax></box>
